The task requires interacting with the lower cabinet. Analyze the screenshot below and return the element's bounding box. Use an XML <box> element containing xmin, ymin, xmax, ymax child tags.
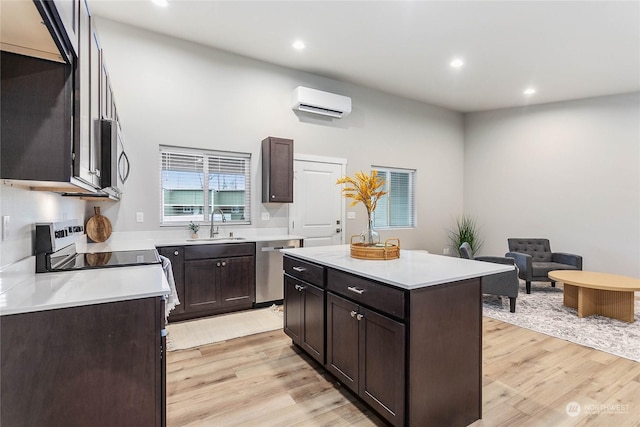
<box><xmin>185</xmin><ymin>255</ymin><xmax>255</xmax><ymax>312</ymax></box>
<box><xmin>283</xmin><ymin>254</ymin><xmax>482</xmax><ymax>427</ymax></box>
<box><xmin>326</xmin><ymin>292</ymin><xmax>405</xmax><ymax>426</ymax></box>
<box><xmin>0</xmin><ymin>297</ymin><xmax>165</xmax><ymax>427</ymax></box>
<box><xmin>158</xmin><ymin>243</ymin><xmax>256</xmax><ymax>321</ymax></box>
<box><xmin>284</xmin><ymin>274</ymin><xmax>325</xmax><ymax>364</ymax></box>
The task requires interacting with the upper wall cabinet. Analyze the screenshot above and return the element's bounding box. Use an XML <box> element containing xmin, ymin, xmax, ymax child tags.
<box><xmin>0</xmin><ymin>0</ymin><xmax>123</xmax><ymax>200</ymax></box>
<box><xmin>262</xmin><ymin>137</ymin><xmax>294</xmax><ymax>203</ymax></box>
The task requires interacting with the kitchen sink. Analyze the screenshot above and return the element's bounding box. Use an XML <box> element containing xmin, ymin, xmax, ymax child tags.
<box><xmin>186</xmin><ymin>237</ymin><xmax>247</xmax><ymax>242</ymax></box>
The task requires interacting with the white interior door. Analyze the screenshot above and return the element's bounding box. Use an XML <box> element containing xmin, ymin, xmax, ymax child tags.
<box><xmin>290</xmin><ymin>157</ymin><xmax>345</xmax><ymax>247</ymax></box>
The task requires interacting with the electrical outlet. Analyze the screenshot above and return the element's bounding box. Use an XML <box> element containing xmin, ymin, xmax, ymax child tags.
<box><xmin>2</xmin><ymin>216</ymin><xmax>9</xmax><ymax>241</ymax></box>
<box><xmin>136</xmin><ymin>212</ymin><xmax>144</xmax><ymax>223</ymax></box>
<box><xmin>261</xmin><ymin>212</ymin><xmax>270</xmax><ymax>221</ymax></box>
<box><xmin>347</xmin><ymin>211</ymin><xmax>356</xmax><ymax>219</ymax></box>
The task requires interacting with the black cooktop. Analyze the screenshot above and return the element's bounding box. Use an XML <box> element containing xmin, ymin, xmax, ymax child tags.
<box><xmin>50</xmin><ymin>249</ymin><xmax>161</xmax><ymax>272</ymax></box>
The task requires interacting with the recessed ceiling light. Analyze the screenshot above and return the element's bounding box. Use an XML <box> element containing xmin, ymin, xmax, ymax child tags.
<box><xmin>523</xmin><ymin>87</ymin><xmax>536</xmax><ymax>96</ymax></box>
<box><xmin>450</xmin><ymin>59</ymin><xmax>464</xmax><ymax>68</ymax></box>
<box><xmin>292</xmin><ymin>40</ymin><xmax>305</xmax><ymax>50</ymax></box>
<box><xmin>151</xmin><ymin>0</ymin><xmax>169</xmax><ymax>7</ymax></box>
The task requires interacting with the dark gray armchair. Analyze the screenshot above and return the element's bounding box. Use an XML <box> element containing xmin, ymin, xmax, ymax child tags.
<box><xmin>460</xmin><ymin>242</ymin><xmax>518</xmax><ymax>313</ymax></box>
<box><xmin>506</xmin><ymin>238</ymin><xmax>582</xmax><ymax>294</ymax></box>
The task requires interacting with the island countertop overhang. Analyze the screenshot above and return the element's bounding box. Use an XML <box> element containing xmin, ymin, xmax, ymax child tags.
<box><xmin>281</xmin><ymin>245</ymin><xmax>514</xmax><ymax>290</ymax></box>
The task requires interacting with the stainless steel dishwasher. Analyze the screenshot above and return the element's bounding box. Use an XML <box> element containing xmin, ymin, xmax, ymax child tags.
<box><xmin>255</xmin><ymin>239</ymin><xmax>301</xmax><ymax>305</ymax></box>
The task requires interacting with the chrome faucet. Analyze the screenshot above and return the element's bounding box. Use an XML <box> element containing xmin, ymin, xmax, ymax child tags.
<box><xmin>210</xmin><ymin>208</ymin><xmax>226</xmax><ymax>237</ymax></box>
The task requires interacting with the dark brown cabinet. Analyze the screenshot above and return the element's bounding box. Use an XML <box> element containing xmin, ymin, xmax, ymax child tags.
<box><xmin>157</xmin><ymin>246</ymin><xmax>185</xmax><ymax>317</ymax></box>
<box><xmin>162</xmin><ymin>243</ymin><xmax>255</xmax><ymax>321</ymax></box>
<box><xmin>0</xmin><ymin>297</ymin><xmax>165</xmax><ymax>427</ymax></box>
<box><xmin>326</xmin><ymin>291</ymin><xmax>405</xmax><ymax>426</ymax></box>
<box><xmin>0</xmin><ymin>51</ymin><xmax>76</xmax><ymax>185</ymax></box>
<box><xmin>1</xmin><ymin>0</ymin><xmax>121</xmax><ymax>197</ymax></box>
<box><xmin>262</xmin><ymin>137</ymin><xmax>293</xmax><ymax>203</ymax></box>
<box><xmin>284</xmin><ymin>275</ymin><xmax>325</xmax><ymax>364</ymax></box>
<box><xmin>283</xmin><ymin>255</ymin><xmax>483</xmax><ymax>427</ymax></box>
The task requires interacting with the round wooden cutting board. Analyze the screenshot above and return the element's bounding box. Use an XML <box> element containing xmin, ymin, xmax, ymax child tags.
<box><xmin>86</xmin><ymin>207</ymin><xmax>112</xmax><ymax>243</ymax></box>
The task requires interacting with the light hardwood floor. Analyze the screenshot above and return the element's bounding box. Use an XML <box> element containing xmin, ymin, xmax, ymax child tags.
<box><xmin>167</xmin><ymin>317</ymin><xmax>640</xmax><ymax>426</ymax></box>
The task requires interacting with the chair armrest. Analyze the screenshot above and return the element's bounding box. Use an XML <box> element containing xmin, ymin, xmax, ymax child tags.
<box><xmin>552</xmin><ymin>252</ymin><xmax>583</xmax><ymax>269</ymax></box>
<box><xmin>506</xmin><ymin>251</ymin><xmax>532</xmax><ymax>280</ymax></box>
<box><xmin>475</xmin><ymin>256</ymin><xmax>515</xmax><ymax>266</ymax></box>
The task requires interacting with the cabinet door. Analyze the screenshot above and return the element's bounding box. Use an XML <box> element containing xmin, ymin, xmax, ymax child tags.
<box><xmin>326</xmin><ymin>292</ymin><xmax>359</xmax><ymax>394</ymax></box>
<box><xmin>88</xmin><ymin>21</ymin><xmax>101</xmax><ymax>187</ymax></box>
<box><xmin>74</xmin><ymin>0</ymin><xmax>92</xmax><ymax>184</ymax></box>
<box><xmin>301</xmin><ymin>282</ymin><xmax>325</xmax><ymax>364</ymax></box>
<box><xmin>219</xmin><ymin>256</ymin><xmax>255</xmax><ymax>307</ymax></box>
<box><xmin>157</xmin><ymin>246</ymin><xmax>185</xmax><ymax>316</ymax></box>
<box><xmin>184</xmin><ymin>259</ymin><xmax>220</xmax><ymax>311</ymax></box>
<box><xmin>1</xmin><ymin>297</ymin><xmax>162</xmax><ymax>426</ymax></box>
<box><xmin>359</xmin><ymin>306</ymin><xmax>405</xmax><ymax>426</ymax></box>
<box><xmin>262</xmin><ymin>137</ymin><xmax>293</xmax><ymax>202</ymax></box>
<box><xmin>284</xmin><ymin>275</ymin><xmax>303</xmax><ymax>342</ymax></box>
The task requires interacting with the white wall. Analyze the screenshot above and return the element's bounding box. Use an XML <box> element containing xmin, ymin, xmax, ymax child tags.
<box><xmin>464</xmin><ymin>93</ymin><xmax>640</xmax><ymax>277</ymax></box>
<box><xmin>89</xmin><ymin>19</ymin><xmax>465</xmax><ymax>253</ymax></box>
<box><xmin>0</xmin><ymin>183</ymin><xmax>86</xmax><ymax>266</ymax></box>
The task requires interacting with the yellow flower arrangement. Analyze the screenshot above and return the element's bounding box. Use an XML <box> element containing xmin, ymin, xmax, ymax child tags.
<box><xmin>336</xmin><ymin>170</ymin><xmax>387</xmax><ymax>221</ymax></box>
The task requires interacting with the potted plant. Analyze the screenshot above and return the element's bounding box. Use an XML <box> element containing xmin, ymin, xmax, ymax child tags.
<box><xmin>336</xmin><ymin>170</ymin><xmax>387</xmax><ymax>246</ymax></box>
<box><xmin>188</xmin><ymin>221</ymin><xmax>200</xmax><ymax>239</ymax></box>
<box><xmin>447</xmin><ymin>215</ymin><xmax>483</xmax><ymax>256</ymax></box>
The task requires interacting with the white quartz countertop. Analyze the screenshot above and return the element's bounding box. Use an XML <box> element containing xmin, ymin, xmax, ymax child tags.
<box><xmin>77</xmin><ymin>232</ymin><xmax>304</xmax><ymax>253</ymax></box>
<box><xmin>0</xmin><ymin>261</ymin><xmax>169</xmax><ymax>316</ymax></box>
<box><xmin>1</xmin><ymin>229</ymin><xmax>302</xmax><ymax>316</ymax></box>
<box><xmin>281</xmin><ymin>245</ymin><xmax>515</xmax><ymax>290</ymax></box>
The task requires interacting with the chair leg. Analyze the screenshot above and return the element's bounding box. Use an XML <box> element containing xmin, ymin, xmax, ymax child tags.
<box><xmin>526</xmin><ymin>281</ymin><xmax>531</xmax><ymax>294</ymax></box>
<box><xmin>551</xmin><ymin>281</ymin><xmax>556</xmax><ymax>288</ymax></box>
<box><xmin>509</xmin><ymin>297</ymin><xmax>516</xmax><ymax>313</ymax></box>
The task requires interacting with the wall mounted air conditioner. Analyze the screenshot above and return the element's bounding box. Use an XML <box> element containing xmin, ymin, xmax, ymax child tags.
<box><xmin>291</xmin><ymin>86</ymin><xmax>352</xmax><ymax>118</ymax></box>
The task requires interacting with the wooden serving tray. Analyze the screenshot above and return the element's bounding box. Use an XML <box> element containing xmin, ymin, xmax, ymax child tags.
<box><xmin>350</xmin><ymin>236</ymin><xmax>400</xmax><ymax>260</ymax></box>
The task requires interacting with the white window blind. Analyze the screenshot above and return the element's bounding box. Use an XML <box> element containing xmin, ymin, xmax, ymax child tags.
<box><xmin>372</xmin><ymin>166</ymin><xmax>416</xmax><ymax>229</ymax></box>
<box><xmin>160</xmin><ymin>146</ymin><xmax>251</xmax><ymax>225</ymax></box>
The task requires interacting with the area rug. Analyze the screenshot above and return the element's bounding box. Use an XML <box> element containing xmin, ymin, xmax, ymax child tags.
<box><xmin>483</xmin><ymin>281</ymin><xmax>640</xmax><ymax>362</ymax></box>
<box><xmin>166</xmin><ymin>305</ymin><xmax>283</xmax><ymax>351</ymax></box>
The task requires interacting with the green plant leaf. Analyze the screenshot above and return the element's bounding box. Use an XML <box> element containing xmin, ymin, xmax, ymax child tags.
<box><xmin>447</xmin><ymin>215</ymin><xmax>484</xmax><ymax>256</ymax></box>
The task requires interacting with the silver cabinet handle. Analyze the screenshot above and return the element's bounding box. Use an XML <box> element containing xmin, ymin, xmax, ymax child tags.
<box><xmin>217</xmin><ymin>262</ymin><xmax>221</xmax><ymax>267</ymax></box>
<box><xmin>292</xmin><ymin>266</ymin><xmax>306</xmax><ymax>272</ymax></box>
<box><xmin>173</xmin><ymin>251</ymin><xmax>179</xmax><ymax>256</ymax></box>
<box><xmin>356</xmin><ymin>313</ymin><xmax>364</xmax><ymax>321</ymax></box>
<box><xmin>222</xmin><ymin>261</ymin><xmax>226</xmax><ymax>267</ymax></box>
<box><xmin>350</xmin><ymin>310</ymin><xmax>357</xmax><ymax>318</ymax></box>
<box><xmin>347</xmin><ymin>286</ymin><xmax>365</xmax><ymax>295</ymax></box>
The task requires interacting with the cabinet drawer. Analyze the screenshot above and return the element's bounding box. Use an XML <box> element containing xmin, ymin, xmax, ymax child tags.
<box><xmin>284</xmin><ymin>256</ymin><xmax>325</xmax><ymax>288</ymax></box>
<box><xmin>327</xmin><ymin>268</ymin><xmax>405</xmax><ymax>319</ymax></box>
<box><xmin>185</xmin><ymin>243</ymin><xmax>255</xmax><ymax>260</ymax></box>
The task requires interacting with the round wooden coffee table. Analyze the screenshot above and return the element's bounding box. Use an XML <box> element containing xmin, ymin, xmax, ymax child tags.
<box><xmin>548</xmin><ymin>270</ymin><xmax>640</xmax><ymax>323</ymax></box>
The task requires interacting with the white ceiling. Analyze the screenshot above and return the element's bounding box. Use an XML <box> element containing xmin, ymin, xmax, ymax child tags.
<box><xmin>88</xmin><ymin>0</ymin><xmax>640</xmax><ymax>113</ymax></box>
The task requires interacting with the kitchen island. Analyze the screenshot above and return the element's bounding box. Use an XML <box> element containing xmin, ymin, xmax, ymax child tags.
<box><xmin>281</xmin><ymin>245</ymin><xmax>514</xmax><ymax>427</ymax></box>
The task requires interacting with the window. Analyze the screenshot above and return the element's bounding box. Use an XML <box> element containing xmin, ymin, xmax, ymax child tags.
<box><xmin>160</xmin><ymin>146</ymin><xmax>251</xmax><ymax>225</ymax></box>
<box><xmin>372</xmin><ymin>166</ymin><xmax>416</xmax><ymax>229</ymax></box>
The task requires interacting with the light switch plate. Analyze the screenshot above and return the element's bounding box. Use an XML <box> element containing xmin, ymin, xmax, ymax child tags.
<box><xmin>261</xmin><ymin>212</ymin><xmax>270</xmax><ymax>221</ymax></box>
<box><xmin>136</xmin><ymin>212</ymin><xmax>144</xmax><ymax>223</ymax></box>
